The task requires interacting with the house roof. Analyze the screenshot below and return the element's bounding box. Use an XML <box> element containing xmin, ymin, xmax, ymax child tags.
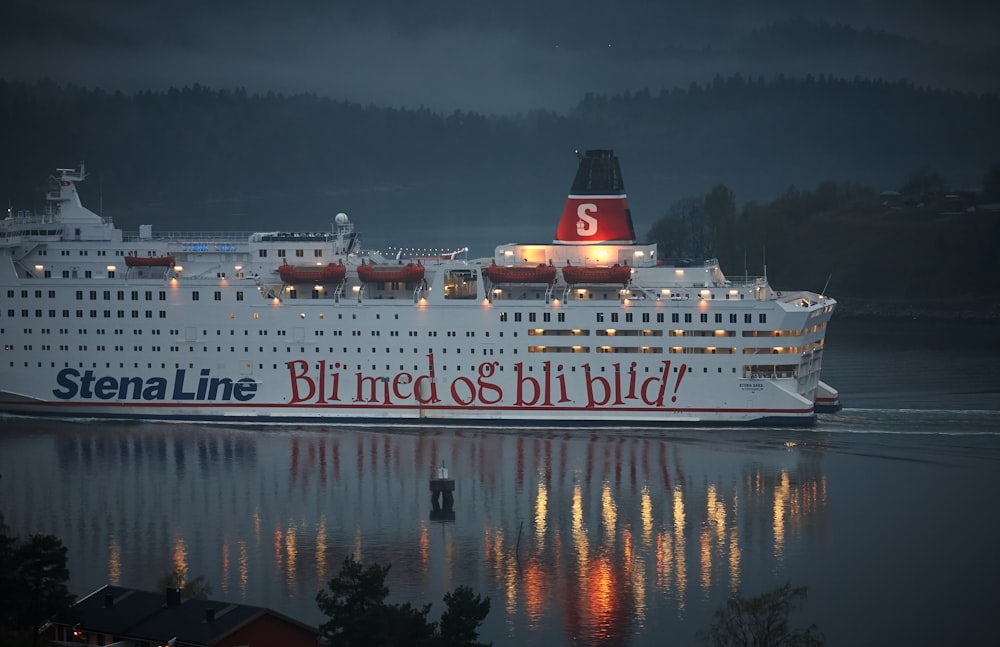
<box><xmin>50</xmin><ymin>585</ymin><xmax>317</xmax><ymax>646</ymax></box>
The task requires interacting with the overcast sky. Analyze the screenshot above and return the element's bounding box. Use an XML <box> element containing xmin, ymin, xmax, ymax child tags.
<box><xmin>2</xmin><ymin>0</ymin><xmax>997</xmax><ymax>113</ymax></box>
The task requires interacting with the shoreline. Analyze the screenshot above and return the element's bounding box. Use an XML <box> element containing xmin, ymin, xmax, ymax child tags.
<box><xmin>832</xmin><ymin>298</ymin><xmax>999</xmax><ymax>322</ymax></box>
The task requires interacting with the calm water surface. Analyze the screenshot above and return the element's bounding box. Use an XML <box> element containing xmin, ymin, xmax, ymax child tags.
<box><xmin>1</xmin><ymin>319</ymin><xmax>998</xmax><ymax>646</ymax></box>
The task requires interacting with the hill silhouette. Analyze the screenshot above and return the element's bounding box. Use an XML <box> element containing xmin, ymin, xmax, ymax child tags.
<box><xmin>1</xmin><ymin>75</ymin><xmax>997</xmax><ymax>313</ymax></box>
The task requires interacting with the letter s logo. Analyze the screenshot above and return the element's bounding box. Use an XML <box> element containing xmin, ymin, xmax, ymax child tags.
<box><xmin>576</xmin><ymin>204</ymin><xmax>598</xmax><ymax>237</ymax></box>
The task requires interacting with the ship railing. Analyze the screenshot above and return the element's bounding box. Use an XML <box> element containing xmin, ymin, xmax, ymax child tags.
<box><xmin>123</xmin><ymin>231</ymin><xmax>254</xmax><ymax>242</ymax></box>
<box><xmin>724</xmin><ymin>276</ymin><xmax>767</xmax><ymax>287</ymax></box>
<box><xmin>661</xmin><ymin>257</ymin><xmax>720</xmax><ymax>268</ymax></box>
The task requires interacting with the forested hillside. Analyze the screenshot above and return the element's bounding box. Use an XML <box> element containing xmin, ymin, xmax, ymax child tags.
<box><xmin>1</xmin><ymin>76</ymin><xmax>998</xmax><ymax>312</ymax></box>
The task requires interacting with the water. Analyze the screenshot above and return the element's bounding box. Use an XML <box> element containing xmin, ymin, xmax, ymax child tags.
<box><xmin>1</xmin><ymin>319</ymin><xmax>998</xmax><ymax>646</ymax></box>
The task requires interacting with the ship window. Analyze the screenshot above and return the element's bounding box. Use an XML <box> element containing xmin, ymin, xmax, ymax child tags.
<box><xmin>500</xmin><ymin>312</ymin><xmax>507</xmax><ymax>322</ymax></box>
<box><xmin>236</xmin><ymin>291</ymin><xmax>244</xmax><ymax>301</ymax></box>
<box><xmin>514</xmin><ymin>313</ymin><xmax>522</xmax><ymax>322</ymax></box>
<box><xmin>715</xmin><ymin>313</ymin><xmax>722</xmax><ymax>323</ymax></box>
<box><xmin>259</xmin><ymin>250</ymin><xmax>267</xmax><ymax>258</ymax></box>
<box><xmin>657</xmin><ymin>313</ymin><xmax>664</xmax><ymax>323</ymax></box>
<box><xmin>642</xmin><ymin>313</ymin><xmax>650</xmax><ymax>323</ymax></box>
<box><xmin>684</xmin><ymin>313</ymin><xmax>692</xmax><ymax>323</ymax></box>
<box><xmin>671</xmin><ymin>313</ymin><xmax>679</xmax><ymax>323</ymax></box>
<box><xmin>543</xmin><ymin>313</ymin><xmax>550</xmax><ymax>322</ymax></box>
<box><xmin>596</xmin><ymin>313</ymin><xmax>604</xmax><ymax>322</ymax></box>
<box><xmin>75</xmin><ymin>291</ymin><xmax>83</xmax><ymax>300</ymax></box>
<box><xmin>315</xmin><ymin>250</ymin><xmax>322</xmax><ymax>257</ymax></box>
<box><xmin>759</xmin><ymin>314</ymin><xmax>767</xmax><ymax>323</ymax></box>
<box><xmin>295</xmin><ymin>249</ymin><xmax>304</xmax><ymax>257</ymax></box>
<box><xmin>700</xmin><ymin>313</ymin><xmax>707</xmax><ymax>323</ymax></box>
<box><xmin>611</xmin><ymin>313</ymin><xmax>618</xmax><ymax>323</ymax></box>
<box><xmin>277</xmin><ymin>249</ymin><xmax>285</xmax><ymax>257</ymax></box>
<box><xmin>730</xmin><ymin>313</ymin><xmax>737</xmax><ymax>323</ymax></box>
<box><xmin>214</xmin><ymin>292</ymin><xmax>222</xmax><ymax>301</ymax></box>
<box><xmin>626</xmin><ymin>313</ymin><xmax>633</xmax><ymax>323</ymax></box>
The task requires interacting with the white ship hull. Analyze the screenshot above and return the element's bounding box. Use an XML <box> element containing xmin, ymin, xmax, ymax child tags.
<box><xmin>1</xmin><ymin>152</ymin><xmax>838</xmax><ymax>427</ymax></box>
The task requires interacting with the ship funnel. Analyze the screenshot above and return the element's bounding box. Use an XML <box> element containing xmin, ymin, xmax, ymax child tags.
<box><xmin>554</xmin><ymin>149</ymin><xmax>636</xmax><ymax>244</ymax></box>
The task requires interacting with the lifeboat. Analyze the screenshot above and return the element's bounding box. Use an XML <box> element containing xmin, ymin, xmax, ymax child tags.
<box><xmin>124</xmin><ymin>255</ymin><xmax>175</xmax><ymax>267</ymax></box>
<box><xmin>356</xmin><ymin>262</ymin><xmax>425</xmax><ymax>284</ymax></box>
<box><xmin>482</xmin><ymin>264</ymin><xmax>557</xmax><ymax>284</ymax></box>
<box><xmin>278</xmin><ymin>262</ymin><xmax>347</xmax><ymax>284</ymax></box>
<box><xmin>562</xmin><ymin>264</ymin><xmax>632</xmax><ymax>286</ymax></box>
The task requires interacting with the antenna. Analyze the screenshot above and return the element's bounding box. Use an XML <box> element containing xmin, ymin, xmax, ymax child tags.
<box><xmin>821</xmin><ymin>273</ymin><xmax>832</xmax><ymax>297</ymax></box>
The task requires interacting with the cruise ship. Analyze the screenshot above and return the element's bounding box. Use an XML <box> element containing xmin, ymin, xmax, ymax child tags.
<box><xmin>0</xmin><ymin>150</ymin><xmax>839</xmax><ymax>426</ymax></box>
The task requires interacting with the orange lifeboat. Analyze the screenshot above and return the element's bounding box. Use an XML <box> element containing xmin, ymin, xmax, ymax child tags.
<box><xmin>356</xmin><ymin>262</ymin><xmax>425</xmax><ymax>284</ymax></box>
<box><xmin>124</xmin><ymin>255</ymin><xmax>175</xmax><ymax>267</ymax></box>
<box><xmin>482</xmin><ymin>264</ymin><xmax>557</xmax><ymax>284</ymax></box>
<box><xmin>278</xmin><ymin>262</ymin><xmax>347</xmax><ymax>284</ymax></box>
<box><xmin>561</xmin><ymin>264</ymin><xmax>632</xmax><ymax>286</ymax></box>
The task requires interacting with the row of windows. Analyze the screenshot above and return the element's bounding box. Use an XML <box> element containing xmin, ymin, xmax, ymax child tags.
<box><xmin>5</xmin><ymin>290</ymin><xmax>772</xmax><ymax>327</ymax></box>
<box><xmin>258</xmin><ymin>249</ymin><xmax>324</xmax><ymax>258</ymax></box>
<box><xmin>497</xmin><ymin>311</ymin><xmax>769</xmax><ymax>325</ymax></box>
<box><xmin>2</xmin><ymin>321</ymin><xmax>817</xmax><ymax>345</ymax></box>
<box><xmin>17</xmin><ymin>362</ymin><xmax>704</xmax><ymax>373</ymax></box>
<box><xmin>7</xmin><ymin>344</ymin><xmax>806</xmax><ymax>358</ymax></box>
<box><xmin>17</xmin><ymin>361</ymin><xmax>795</xmax><ymax>379</ymax></box>
<box><xmin>7</xmin><ymin>310</ymin><xmax>168</xmax><ymax>319</ymax></box>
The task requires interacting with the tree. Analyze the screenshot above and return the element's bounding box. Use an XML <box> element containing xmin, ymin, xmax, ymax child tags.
<box><xmin>15</xmin><ymin>534</ymin><xmax>75</xmax><ymax>647</ymax></box>
<box><xmin>316</xmin><ymin>557</ymin><xmax>394</xmax><ymax>646</ymax></box>
<box><xmin>439</xmin><ymin>585</ymin><xmax>491</xmax><ymax>647</ymax></box>
<box><xmin>0</xmin><ymin>513</ymin><xmax>21</xmax><ymax>630</ymax></box>
<box><xmin>700</xmin><ymin>582</ymin><xmax>823</xmax><ymax>647</ymax></box>
<box><xmin>981</xmin><ymin>164</ymin><xmax>1000</xmax><ymax>203</ymax></box>
<box><xmin>898</xmin><ymin>167</ymin><xmax>946</xmax><ymax>197</ymax></box>
<box><xmin>155</xmin><ymin>566</ymin><xmax>212</xmax><ymax>599</ymax></box>
<box><xmin>316</xmin><ymin>556</ymin><xmax>491</xmax><ymax>647</ymax></box>
<box><xmin>703</xmin><ymin>184</ymin><xmax>738</xmax><ymax>267</ymax></box>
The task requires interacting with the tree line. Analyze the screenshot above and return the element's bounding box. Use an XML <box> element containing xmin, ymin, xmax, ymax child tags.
<box><xmin>1</xmin><ymin>75</ymin><xmax>998</xmax><ymax>311</ymax></box>
<box><xmin>646</xmin><ymin>168</ymin><xmax>1000</xmax><ymax>309</ymax></box>
<box><xmin>1</xmin><ymin>75</ymin><xmax>997</xmax><ymax>211</ymax></box>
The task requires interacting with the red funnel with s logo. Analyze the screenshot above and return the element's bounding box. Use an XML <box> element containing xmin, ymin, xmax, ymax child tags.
<box><xmin>554</xmin><ymin>150</ymin><xmax>637</xmax><ymax>244</ymax></box>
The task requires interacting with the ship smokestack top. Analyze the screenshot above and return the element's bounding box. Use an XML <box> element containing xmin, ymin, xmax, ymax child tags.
<box><xmin>570</xmin><ymin>149</ymin><xmax>626</xmax><ymax>194</ymax></box>
<box><xmin>555</xmin><ymin>149</ymin><xmax>636</xmax><ymax>244</ymax></box>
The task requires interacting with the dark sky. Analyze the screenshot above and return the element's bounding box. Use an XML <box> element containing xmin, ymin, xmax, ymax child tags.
<box><xmin>2</xmin><ymin>0</ymin><xmax>997</xmax><ymax>113</ymax></box>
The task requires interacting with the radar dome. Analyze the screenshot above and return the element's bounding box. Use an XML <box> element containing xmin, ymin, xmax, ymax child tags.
<box><xmin>335</xmin><ymin>213</ymin><xmax>349</xmax><ymax>225</ymax></box>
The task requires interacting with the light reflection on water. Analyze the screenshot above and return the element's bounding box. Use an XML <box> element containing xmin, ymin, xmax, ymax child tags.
<box><xmin>0</xmin><ymin>421</ymin><xmax>842</xmax><ymax>646</ymax></box>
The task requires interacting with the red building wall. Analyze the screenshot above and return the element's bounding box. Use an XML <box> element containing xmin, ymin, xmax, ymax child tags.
<box><xmin>217</xmin><ymin>613</ymin><xmax>317</xmax><ymax>647</ymax></box>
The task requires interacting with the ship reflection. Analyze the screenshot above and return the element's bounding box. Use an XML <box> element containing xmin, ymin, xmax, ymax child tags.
<box><xmin>18</xmin><ymin>424</ymin><xmax>829</xmax><ymax>643</ymax></box>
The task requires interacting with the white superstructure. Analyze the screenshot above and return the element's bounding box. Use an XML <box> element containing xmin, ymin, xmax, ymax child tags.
<box><xmin>0</xmin><ymin>151</ymin><xmax>839</xmax><ymax>426</ymax></box>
